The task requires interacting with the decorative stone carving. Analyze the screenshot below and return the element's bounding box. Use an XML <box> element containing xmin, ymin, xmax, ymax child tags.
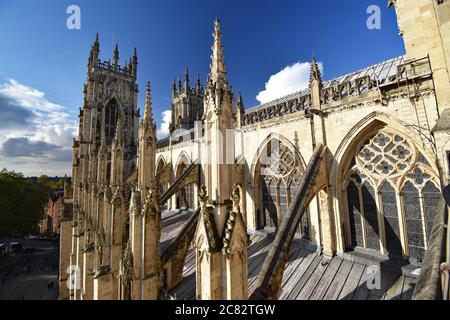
<box><xmin>95</xmin><ymin>225</ymin><xmax>105</xmax><ymax>267</ymax></box>
<box><xmin>356</xmin><ymin>129</ymin><xmax>414</xmax><ymax>180</ymax></box>
<box><xmin>142</xmin><ymin>183</ymin><xmax>161</xmax><ymax>216</ymax></box>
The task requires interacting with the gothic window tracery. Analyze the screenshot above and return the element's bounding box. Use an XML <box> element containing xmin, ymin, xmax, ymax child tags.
<box><xmin>345</xmin><ymin>128</ymin><xmax>440</xmax><ymax>265</ymax></box>
<box><xmin>257</xmin><ymin>138</ymin><xmax>310</xmax><ymax>238</ymax></box>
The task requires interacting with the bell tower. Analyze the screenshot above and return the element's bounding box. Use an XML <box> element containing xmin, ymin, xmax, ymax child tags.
<box><xmin>70</xmin><ymin>33</ymin><xmax>140</xmax><ymax>300</ymax></box>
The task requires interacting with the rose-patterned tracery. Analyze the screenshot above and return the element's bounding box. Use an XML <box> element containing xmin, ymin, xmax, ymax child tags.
<box><xmin>345</xmin><ymin>128</ymin><xmax>440</xmax><ymax>265</ymax></box>
<box><xmin>356</xmin><ymin>131</ymin><xmax>413</xmax><ymax>178</ymax></box>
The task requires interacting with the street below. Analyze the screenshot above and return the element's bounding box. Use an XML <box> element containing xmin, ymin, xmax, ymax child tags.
<box><xmin>0</xmin><ymin>238</ymin><xmax>59</xmax><ymax>300</ymax></box>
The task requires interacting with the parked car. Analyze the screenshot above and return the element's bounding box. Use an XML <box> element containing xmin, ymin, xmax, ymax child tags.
<box><xmin>9</xmin><ymin>242</ymin><xmax>22</xmax><ymax>253</ymax></box>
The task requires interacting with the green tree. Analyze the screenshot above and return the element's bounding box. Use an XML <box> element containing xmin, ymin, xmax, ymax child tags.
<box><xmin>0</xmin><ymin>169</ymin><xmax>49</xmax><ymax>237</ymax></box>
<box><xmin>37</xmin><ymin>175</ymin><xmax>64</xmax><ymax>189</ymax></box>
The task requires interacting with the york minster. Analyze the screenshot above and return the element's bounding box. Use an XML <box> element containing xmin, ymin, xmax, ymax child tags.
<box><xmin>0</xmin><ymin>0</ymin><xmax>449</xmax><ymax>302</ymax></box>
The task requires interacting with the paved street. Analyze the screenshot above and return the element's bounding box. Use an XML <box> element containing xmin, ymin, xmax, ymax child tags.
<box><xmin>0</xmin><ymin>238</ymin><xmax>59</xmax><ymax>300</ymax></box>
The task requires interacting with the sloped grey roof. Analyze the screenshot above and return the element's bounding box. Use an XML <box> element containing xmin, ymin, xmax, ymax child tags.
<box><xmin>246</xmin><ymin>55</ymin><xmax>406</xmax><ymax>113</ymax></box>
<box><xmin>323</xmin><ymin>55</ymin><xmax>405</xmax><ymax>88</ymax></box>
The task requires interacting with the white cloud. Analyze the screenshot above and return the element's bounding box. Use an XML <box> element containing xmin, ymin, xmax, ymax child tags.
<box><xmin>0</xmin><ymin>79</ymin><xmax>64</xmax><ymax>112</ymax></box>
<box><xmin>0</xmin><ymin>79</ymin><xmax>77</xmax><ymax>176</ymax></box>
<box><xmin>157</xmin><ymin>110</ymin><xmax>172</xmax><ymax>139</ymax></box>
<box><xmin>256</xmin><ymin>61</ymin><xmax>324</xmax><ymax>104</ymax></box>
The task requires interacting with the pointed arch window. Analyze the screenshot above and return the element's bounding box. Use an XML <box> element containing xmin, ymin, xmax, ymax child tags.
<box><xmin>257</xmin><ymin>138</ymin><xmax>309</xmax><ymax>238</ymax></box>
<box><xmin>345</xmin><ymin>172</ymin><xmax>381</xmax><ymax>252</ymax></box>
<box><xmin>402</xmin><ymin>169</ymin><xmax>441</xmax><ymax>264</ymax></box>
<box><xmin>345</xmin><ymin>128</ymin><xmax>441</xmax><ymax>265</ymax></box>
<box><xmin>105</xmin><ymin>101</ymin><xmax>118</xmax><ymax>144</ymax></box>
<box><xmin>381</xmin><ymin>182</ymin><xmax>402</xmax><ymax>257</ymax></box>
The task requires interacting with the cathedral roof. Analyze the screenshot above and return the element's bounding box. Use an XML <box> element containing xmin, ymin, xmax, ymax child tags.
<box><xmin>246</xmin><ymin>55</ymin><xmax>406</xmax><ymax>113</ymax></box>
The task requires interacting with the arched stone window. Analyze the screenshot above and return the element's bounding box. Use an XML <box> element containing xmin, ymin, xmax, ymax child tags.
<box><xmin>105</xmin><ymin>100</ymin><xmax>118</xmax><ymax>144</ymax></box>
<box><xmin>346</xmin><ymin>172</ymin><xmax>380</xmax><ymax>251</ymax></box>
<box><xmin>256</xmin><ymin>138</ymin><xmax>309</xmax><ymax>237</ymax></box>
<box><xmin>344</xmin><ymin>128</ymin><xmax>440</xmax><ymax>265</ymax></box>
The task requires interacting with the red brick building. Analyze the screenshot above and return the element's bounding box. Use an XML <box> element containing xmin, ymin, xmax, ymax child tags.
<box><xmin>39</xmin><ymin>189</ymin><xmax>64</xmax><ymax>237</ymax></box>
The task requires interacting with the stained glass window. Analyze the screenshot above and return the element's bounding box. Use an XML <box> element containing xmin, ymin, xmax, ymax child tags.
<box><xmin>347</xmin><ymin>181</ymin><xmax>363</xmax><ymax>248</ymax></box>
<box><xmin>422</xmin><ymin>181</ymin><xmax>440</xmax><ymax>238</ymax></box>
<box><xmin>403</xmin><ymin>181</ymin><xmax>425</xmax><ymax>264</ymax></box>
<box><xmin>361</xmin><ymin>182</ymin><xmax>380</xmax><ymax>251</ymax></box>
<box><xmin>258</xmin><ymin>138</ymin><xmax>306</xmax><ymax>234</ymax></box>
<box><xmin>381</xmin><ymin>183</ymin><xmax>402</xmax><ymax>256</ymax></box>
<box><xmin>345</xmin><ymin>128</ymin><xmax>440</xmax><ymax>264</ymax></box>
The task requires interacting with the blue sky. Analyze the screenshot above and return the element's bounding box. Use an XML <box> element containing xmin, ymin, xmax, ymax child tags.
<box><xmin>0</xmin><ymin>0</ymin><xmax>404</xmax><ymax>176</ymax></box>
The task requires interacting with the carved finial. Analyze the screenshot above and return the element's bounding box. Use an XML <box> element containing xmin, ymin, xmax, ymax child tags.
<box><xmin>93</xmin><ymin>33</ymin><xmax>100</xmax><ymax>52</ymax></box>
<box><xmin>210</xmin><ymin>18</ymin><xmax>226</xmax><ymax>84</ymax></box>
<box><xmin>196</xmin><ymin>74</ymin><xmax>202</xmax><ymax>92</ymax></box>
<box><xmin>113</xmin><ymin>44</ymin><xmax>119</xmax><ymax>68</ymax></box>
<box><xmin>142</xmin><ymin>182</ymin><xmax>161</xmax><ymax>216</ymax></box>
<box><xmin>184</xmin><ymin>67</ymin><xmax>189</xmax><ymax>88</ymax></box>
<box><xmin>309</xmin><ymin>55</ymin><xmax>322</xmax><ymax>88</ymax></box>
<box><xmin>178</xmin><ymin>75</ymin><xmax>182</xmax><ymax>92</ymax></box>
<box><xmin>132</xmin><ymin>48</ymin><xmax>138</xmax><ymax>78</ymax></box>
<box><xmin>144</xmin><ymin>81</ymin><xmax>153</xmax><ymax>122</ymax></box>
<box><xmin>237</xmin><ymin>91</ymin><xmax>244</xmax><ymax>112</ymax></box>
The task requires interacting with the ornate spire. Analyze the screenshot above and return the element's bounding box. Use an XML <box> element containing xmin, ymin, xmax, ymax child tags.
<box><xmin>196</xmin><ymin>74</ymin><xmax>202</xmax><ymax>92</ymax></box>
<box><xmin>88</xmin><ymin>33</ymin><xmax>100</xmax><ymax>71</ymax></box>
<box><xmin>210</xmin><ymin>18</ymin><xmax>226</xmax><ymax>84</ymax></box>
<box><xmin>309</xmin><ymin>56</ymin><xmax>323</xmax><ymax>109</ymax></box>
<box><xmin>93</xmin><ymin>33</ymin><xmax>100</xmax><ymax>53</ymax></box>
<box><xmin>236</xmin><ymin>91</ymin><xmax>245</xmax><ymax>127</ymax></box>
<box><xmin>172</xmin><ymin>77</ymin><xmax>177</xmax><ymax>97</ymax></box>
<box><xmin>132</xmin><ymin>48</ymin><xmax>138</xmax><ymax>78</ymax></box>
<box><xmin>113</xmin><ymin>44</ymin><xmax>119</xmax><ymax>69</ymax></box>
<box><xmin>143</xmin><ymin>81</ymin><xmax>153</xmax><ymax>122</ymax></box>
<box><xmin>237</xmin><ymin>91</ymin><xmax>244</xmax><ymax>111</ymax></box>
<box><xmin>309</xmin><ymin>56</ymin><xmax>322</xmax><ymax>88</ymax></box>
<box><xmin>178</xmin><ymin>75</ymin><xmax>182</xmax><ymax>92</ymax></box>
<box><xmin>184</xmin><ymin>67</ymin><xmax>190</xmax><ymax>88</ymax></box>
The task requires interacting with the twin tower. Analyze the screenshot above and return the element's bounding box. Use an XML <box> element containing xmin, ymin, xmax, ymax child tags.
<box><xmin>60</xmin><ymin>19</ymin><xmax>249</xmax><ymax>300</ymax></box>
